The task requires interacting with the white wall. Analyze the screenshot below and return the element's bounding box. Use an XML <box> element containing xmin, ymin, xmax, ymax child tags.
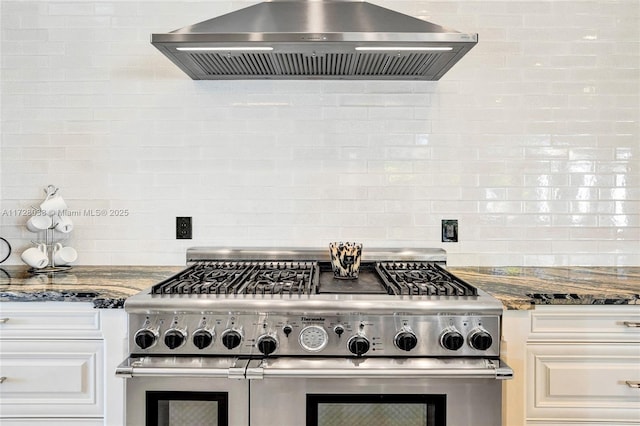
<box><xmin>1</xmin><ymin>0</ymin><xmax>638</xmax><ymax>266</ymax></box>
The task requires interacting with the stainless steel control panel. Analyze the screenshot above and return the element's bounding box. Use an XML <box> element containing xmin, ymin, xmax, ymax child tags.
<box><xmin>129</xmin><ymin>312</ymin><xmax>501</xmax><ymax>357</ymax></box>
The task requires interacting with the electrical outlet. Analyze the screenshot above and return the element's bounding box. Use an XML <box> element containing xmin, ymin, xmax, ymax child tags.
<box><xmin>442</xmin><ymin>219</ymin><xmax>458</xmax><ymax>242</ymax></box>
<box><xmin>176</xmin><ymin>217</ymin><xmax>192</xmax><ymax>239</ymax></box>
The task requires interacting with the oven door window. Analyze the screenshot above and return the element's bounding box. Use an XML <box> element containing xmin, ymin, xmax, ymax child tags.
<box><xmin>146</xmin><ymin>391</ymin><xmax>228</xmax><ymax>426</ymax></box>
<box><xmin>307</xmin><ymin>394</ymin><xmax>446</xmax><ymax>426</ymax></box>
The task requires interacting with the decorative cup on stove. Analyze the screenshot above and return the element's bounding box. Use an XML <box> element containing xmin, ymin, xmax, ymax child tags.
<box><xmin>329</xmin><ymin>242</ymin><xmax>362</xmax><ymax>279</ymax></box>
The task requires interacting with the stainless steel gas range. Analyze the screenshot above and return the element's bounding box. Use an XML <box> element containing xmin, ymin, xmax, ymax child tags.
<box><xmin>117</xmin><ymin>247</ymin><xmax>512</xmax><ymax>426</ymax></box>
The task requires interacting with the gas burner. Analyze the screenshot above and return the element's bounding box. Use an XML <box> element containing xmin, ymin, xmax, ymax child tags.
<box><xmin>239</xmin><ymin>268</ymin><xmax>314</xmax><ymax>295</ymax></box>
<box><xmin>242</xmin><ymin>279</ymin><xmax>302</xmax><ymax>295</ymax></box>
<box><xmin>377</xmin><ymin>262</ymin><xmax>477</xmax><ymax>296</ymax></box>
<box><xmin>239</xmin><ymin>262</ymin><xmax>317</xmax><ymax>295</ymax></box>
<box><xmin>152</xmin><ymin>260</ymin><xmax>476</xmax><ymax>297</ymax></box>
<box><xmin>152</xmin><ymin>261</ymin><xmax>318</xmax><ymax>295</ymax></box>
<box><xmin>153</xmin><ymin>262</ymin><xmax>253</xmax><ymax>294</ymax></box>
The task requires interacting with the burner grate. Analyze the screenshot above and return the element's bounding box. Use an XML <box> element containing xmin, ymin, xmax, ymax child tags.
<box><xmin>376</xmin><ymin>262</ymin><xmax>478</xmax><ymax>296</ymax></box>
<box><xmin>152</xmin><ymin>261</ymin><xmax>318</xmax><ymax>295</ymax></box>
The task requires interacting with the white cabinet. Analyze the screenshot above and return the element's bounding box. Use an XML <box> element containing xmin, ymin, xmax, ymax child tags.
<box><xmin>527</xmin><ymin>343</ymin><xmax>639</xmax><ymax>422</ymax></box>
<box><xmin>0</xmin><ymin>302</ymin><xmax>127</xmax><ymax>426</ymax></box>
<box><xmin>0</xmin><ymin>340</ymin><xmax>104</xmax><ymax>416</ymax></box>
<box><xmin>502</xmin><ymin>306</ymin><xmax>640</xmax><ymax>426</ymax></box>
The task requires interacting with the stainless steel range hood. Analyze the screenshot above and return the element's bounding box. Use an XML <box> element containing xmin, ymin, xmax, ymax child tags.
<box><xmin>151</xmin><ymin>0</ymin><xmax>478</xmax><ymax>80</ymax></box>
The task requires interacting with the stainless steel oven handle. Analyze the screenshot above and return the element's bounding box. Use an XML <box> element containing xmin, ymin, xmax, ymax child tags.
<box><xmin>115</xmin><ymin>357</ymin><xmax>245</xmax><ymax>379</ymax></box>
<box><xmin>264</xmin><ymin>368</ymin><xmax>501</xmax><ymax>379</ymax></box>
<box><xmin>262</xmin><ymin>359</ymin><xmax>513</xmax><ymax>380</ymax></box>
<box><xmin>115</xmin><ymin>357</ymin><xmax>514</xmax><ymax>380</ymax></box>
<box><xmin>115</xmin><ymin>364</ymin><xmax>231</xmax><ymax>379</ymax></box>
<box><xmin>116</xmin><ymin>366</ymin><xmax>231</xmax><ymax>379</ymax></box>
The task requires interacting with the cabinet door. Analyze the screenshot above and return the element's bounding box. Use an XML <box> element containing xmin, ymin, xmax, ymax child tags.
<box><xmin>0</xmin><ymin>340</ymin><xmax>104</xmax><ymax>417</ymax></box>
<box><xmin>527</xmin><ymin>343</ymin><xmax>640</xmax><ymax>423</ymax></box>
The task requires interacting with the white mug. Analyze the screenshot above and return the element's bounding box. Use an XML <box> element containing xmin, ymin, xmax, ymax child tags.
<box><xmin>53</xmin><ymin>243</ymin><xmax>77</xmax><ymax>266</ymax></box>
<box><xmin>40</xmin><ymin>194</ymin><xmax>68</xmax><ymax>216</ymax></box>
<box><xmin>21</xmin><ymin>243</ymin><xmax>49</xmax><ymax>269</ymax></box>
<box><xmin>26</xmin><ymin>215</ymin><xmax>53</xmax><ymax>232</ymax></box>
<box><xmin>53</xmin><ymin>215</ymin><xmax>74</xmax><ymax>233</ymax></box>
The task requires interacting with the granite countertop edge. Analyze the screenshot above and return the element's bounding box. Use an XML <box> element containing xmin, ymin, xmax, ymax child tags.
<box><xmin>1</xmin><ymin>265</ymin><xmax>638</xmax><ymax>310</ymax></box>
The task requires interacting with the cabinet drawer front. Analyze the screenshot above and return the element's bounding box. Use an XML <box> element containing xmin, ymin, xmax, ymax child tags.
<box><xmin>0</xmin><ymin>303</ymin><xmax>100</xmax><ymax>339</ymax></box>
<box><xmin>530</xmin><ymin>306</ymin><xmax>640</xmax><ymax>342</ymax></box>
<box><xmin>527</xmin><ymin>343</ymin><xmax>640</xmax><ymax>422</ymax></box>
<box><xmin>0</xmin><ymin>340</ymin><xmax>104</xmax><ymax>417</ymax></box>
<box><xmin>0</xmin><ymin>420</ymin><xmax>102</xmax><ymax>426</ymax></box>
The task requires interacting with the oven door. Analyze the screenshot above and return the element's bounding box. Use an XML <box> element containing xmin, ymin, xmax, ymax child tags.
<box><xmin>116</xmin><ymin>356</ymin><xmax>250</xmax><ymax>426</ymax></box>
<box><xmin>249</xmin><ymin>357</ymin><xmax>512</xmax><ymax>426</ymax></box>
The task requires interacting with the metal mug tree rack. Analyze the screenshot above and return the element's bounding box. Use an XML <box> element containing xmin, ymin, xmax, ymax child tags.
<box><xmin>27</xmin><ymin>185</ymin><xmax>73</xmax><ymax>273</ymax></box>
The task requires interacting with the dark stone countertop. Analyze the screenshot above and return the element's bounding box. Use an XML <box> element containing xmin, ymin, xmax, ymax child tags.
<box><xmin>449</xmin><ymin>266</ymin><xmax>640</xmax><ymax>310</ymax></box>
<box><xmin>0</xmin><ymin>265</ymin><xmax>638</xmax><ymax>310</ymax></box>
<box><xmin>0</xmin><ymin>265</ymin><xmax>183</xmax><ymax>308</ymax></box>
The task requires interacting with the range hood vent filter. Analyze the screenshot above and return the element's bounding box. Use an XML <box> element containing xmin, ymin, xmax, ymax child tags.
<box><xmin>187</xmin><ymin>51</ymin><xmax>446</xmax><ymax>77</ymax></box>
<box><xmin>190</xmin><ymin>52</ymin><xmax>278</xmax><ymax>76</ymax></box>
<box><xmin>151</xmin><ymin>1</ymin><xmax>478</xmax><ymax>80</ymax></box>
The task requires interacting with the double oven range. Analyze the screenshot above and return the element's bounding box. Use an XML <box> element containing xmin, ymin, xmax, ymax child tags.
<box><xmin>117</xmin><ymin>247</ymin><xmax>512</xmax><ymax>426</ymax></box>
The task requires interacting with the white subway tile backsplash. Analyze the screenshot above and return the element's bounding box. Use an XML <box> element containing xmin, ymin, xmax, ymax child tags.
<box><xmin>1</xmin><ymin>0</ymin><xmax>638</xmax><ymax>266</ymax></box>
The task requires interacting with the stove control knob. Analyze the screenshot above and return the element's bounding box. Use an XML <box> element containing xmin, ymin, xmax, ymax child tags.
<box><xmin>468</xmin><ymin>328</ymin><xmax>493</xmax><ymax>351</ymax></box>
<box><xmin>282</xmin><ymin>325</ymin><xmax>293</xmax><ymax>337</ymax></box>
<box><xmin>134</xmin><ymin>329</ymin><xmax>157</xmax><ymax>350</ymax></box>
<box><xmin>347</xmin><ymin>335</ymin><xmax>370</xmax><ymax>356</ymax></box>
<box><xmin>221</xmin><ymin>329</ymin><xmax>243</xmax><ymax>350</ymax></box>
<box><xmin>164</xmin><ymin>328</ymin><xmax>187</xmax><ymax>349</ymax></box>
<box><xmin>256</xmin><ymin>334</ymin><xmax>278</xmax><ymax>356</ymax></box>
<box><xmin>394</xmin><ymin>329</ymin><xmax>418</xmax><ymax>352</ymax></box>
<box><xmin>440</xmin><ymin>329</ymin><xmax>464</xmax><ymax>351</ymax></box>
<box><xmin>193</xmin><ymin>329</ymin><xmax>214</xmax><ymax>350</ymax></box>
